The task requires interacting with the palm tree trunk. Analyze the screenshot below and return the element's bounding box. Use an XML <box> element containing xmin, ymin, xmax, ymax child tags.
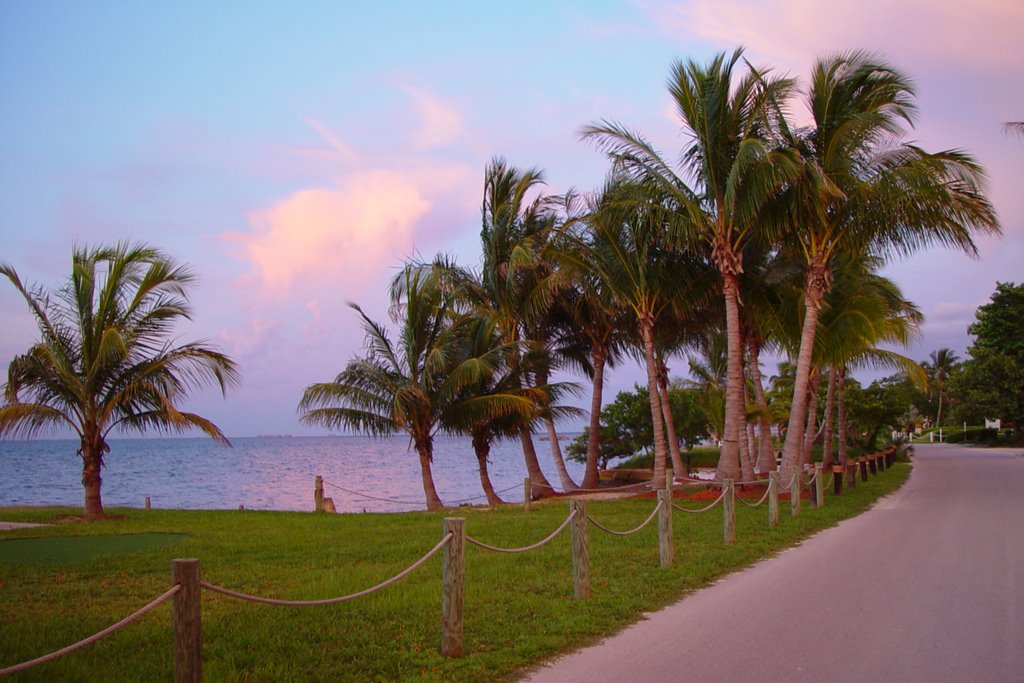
<box><xmin>837</xmin><ymin>366</ymin><xmax>849</xmax><ymax>467</ymax></box>
<box><xmin>520</xmin><ymin>428</ymin><xmax>554</xmax><ymax>499</ymax></box>
<box><xmin>416</xmin><ymin>440</ymin><xmax>444</xmax><ymax>511</ymax></box>
<box><xmin>545</xmin><ymin>417</ymin><xmax>578</xmax><ymax>491</ymax></box>
<box><xmin>472</xmin><ymin>434</ymin><xmax>505</xmax><ymax>506</ymax></box>
<box><xmin>657</xmin><ymin>359</ymin><xmax>686</xmax><ymax>480</ymax></box>
<box><xmin>821</xmin><ymin>369</ymin><xmax>837</xmax><ymax>469</ymax></box>
<box><xmin>717</xmin><ymin>276</ymin><xmax>743</xmax><ymax>481</ymax></box>
<box><xmin>738</xmin><ymin>392</ymin><xmax>756</xmax><ymax>483</ymax></box>
<box><xmin>780</xmin><ymin>269</ymin><xmax>826</xmax><ymax>483</ymax></box>
<box><xmin>641</xmin><ymin>320</ymin><xmax>668</xmax><ymax>490</ymax></box>
<box><xmin>535</xmin><ymin>366</ymin><xmax>577</xmax><ymax>492</ymax></box>
<box><xmin>936</xmin><ymin>392</ymin><xmax>943</xmax><ymax>429</ymax></box>
<box><xmin>81</xmin><ymin>445</ymin><xmax>104</xmax><ymax>519</ymax></box>
<box><xmin>583</xmin><ymin>349</ymin><xmax>607</xmax><ymax>489</ymax></box>
<box><xmin>801</xmin><ymin>367</ymin><xmax>820</xmax><ymax>466</ymax></box>
<box><xmin>748</xmin><ymin>341</ymin><xmax>776</xmax><ymax>473</ymax></box>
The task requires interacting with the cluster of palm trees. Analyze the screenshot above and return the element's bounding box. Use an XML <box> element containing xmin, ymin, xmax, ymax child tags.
<box><xmin>299</xmin><ymin>48</ymin><xmax>999</xmax><ymax>509</ymax></box>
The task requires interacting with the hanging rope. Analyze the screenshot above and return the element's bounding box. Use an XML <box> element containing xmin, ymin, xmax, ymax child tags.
<box><xmin>201</xmin><ymin>534</ymin><xmax>452</xmax><ymax>606</ymax></box>
<box><xmin>465</xmin><ymin>509</ymin><xmax>577</xmax><ymax>553</ymax></box>
<box><xmin>671</xmin><ymin>488</ymin><xmax>728</xmax><ymax>514</ymax></box>
<box><xmin>0</xmin><ymin>585</ymin><xmax>181</xmax><ymax>677</ymax></box>
<box><xmin>587</xmin><ymin>500</ymin><xmax>663</xmax><ymax>536</ymax></box>
<box><xmin>736</xmin><ymin>486</ymin><xmax>772</xmax><ymax>508</ymax></box>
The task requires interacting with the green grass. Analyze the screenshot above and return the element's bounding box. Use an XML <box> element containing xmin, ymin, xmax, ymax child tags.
<box><xmin>0</xmin><ymin>533</ymin><xmax>187</xmax><ymax>565</ymax></box>
<box><xmin>0</xmin><ymin>465</ymin><xmax>909</xmax><ymax>681</ymax></box>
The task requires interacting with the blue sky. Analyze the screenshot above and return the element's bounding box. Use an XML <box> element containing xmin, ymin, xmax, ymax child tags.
<box><xmin>2</xmin><ymin>1</ymin><xmax>1022</xmax><ymax>436</ymax></box>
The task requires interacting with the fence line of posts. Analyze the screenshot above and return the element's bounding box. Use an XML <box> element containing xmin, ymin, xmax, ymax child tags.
<box><xmin>1</xmin><ymin>447</ymin><xmax>899</xmax><ymax>681</ymax></box>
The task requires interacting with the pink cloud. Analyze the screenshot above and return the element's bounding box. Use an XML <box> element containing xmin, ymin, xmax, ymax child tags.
<box><xmin>226</xmin><ymin>170</ymin><xmax>431</xmax><ymax>297</ymax></box>
<box><xmin>644</xmin><ymin>0</ymin><xmax>1023</xmax><ymax>76</ymax></box>
<box><xmin>403</xmin><ymin>87</ymin><xmax>467</xmax><ymax>150</ymax></box>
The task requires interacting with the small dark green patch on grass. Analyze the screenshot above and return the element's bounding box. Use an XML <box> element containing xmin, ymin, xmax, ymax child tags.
<box><xmin>0</xmin><ymin>533</ymin><xmax>188</xmax><ymax>565</ymax></box>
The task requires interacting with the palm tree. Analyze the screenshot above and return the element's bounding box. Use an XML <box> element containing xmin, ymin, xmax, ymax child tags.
<box><xmin>299</xmin><ymin>263</ymin><xmax>530</xmax><ymax>511</ymax></box>
<box><xmin>778</xmin><ymin>51</ymin><xmax>999</xmax><ymax>482</ymax></box>
<box><xmin>925</xmin><ymin>348</ymin><xmax>960</xmax><ymax>428</ymax></box>
<box><xmin>476</xmin><ymin>158</ymin><xmax>560</xmax><ymax>498</ymax></box>
<box><xmin>565</xmin><ymin>180</ymin><xmax>710</xmax><ymax>490</ymax></box>
<box><xmin>814</xmin><ymin>255</ymin><xmax>926</xmax><ymax>467</ymax></box>
<box><xmin>583</xmin><ymin>48</ymin><xmax>800</xmax><ymax>481</ymax></box>
<box><xmin>448</xmin><ymin>313</ymin><xmax>556</xmax><ymax>505</ymax></box>
<box><xmin>551</xmin><ymin>226</ymin><xmax>633</xmax><ymax>488</ymax></box>
<box><xmin>0</xmin><ymin>242</ymin><xmax>239</xmax><ymax>518</ymax></box>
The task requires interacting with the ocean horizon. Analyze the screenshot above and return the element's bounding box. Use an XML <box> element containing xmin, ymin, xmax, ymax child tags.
<box><xmin>0</xmin><ymin>434</ymin><xmax>586</xmax><ymax>513</ymax></box>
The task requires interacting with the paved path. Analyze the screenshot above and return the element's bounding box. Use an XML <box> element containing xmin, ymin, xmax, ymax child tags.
<box><xmin>525</xmin><ymin>445</ymin><xmax>1024</xmax><ymax>682</ymax></box>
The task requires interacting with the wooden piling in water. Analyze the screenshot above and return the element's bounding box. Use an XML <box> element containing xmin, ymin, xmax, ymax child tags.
<box><xmin>314</xmin><ymin>475</ymin><xmax>323</xmax><ymax>512</ymax></box>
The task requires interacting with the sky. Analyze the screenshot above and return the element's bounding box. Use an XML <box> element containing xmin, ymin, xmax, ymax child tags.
<box><xmin>1</xmin><ymin>1</ymin><xmax>1022</xmax><ymax>437</ymax></box>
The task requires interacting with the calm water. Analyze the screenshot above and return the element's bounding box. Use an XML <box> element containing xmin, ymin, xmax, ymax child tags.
<box><xmin>0</xmin><ymin>435</ymin><xmax>585</xmax><ymax>513</ymax></box>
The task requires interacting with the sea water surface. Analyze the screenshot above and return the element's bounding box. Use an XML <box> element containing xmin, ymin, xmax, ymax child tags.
<box><xmin>0</xmin><ymin>435</ymin><xmax>586</xmax><ymax>513</ymax></box>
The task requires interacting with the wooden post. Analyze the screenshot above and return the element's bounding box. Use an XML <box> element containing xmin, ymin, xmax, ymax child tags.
<box><xmin>768</xmin><ymin>472</ymin><xmax>779</xmax><ymax>528</ymax></box>
<box><xmin>523</xmin><ymin>478</ymin><xmax>531</xmax><ymax>513</ymax></box>
<box><xmin>172</xmin><ymin>559</ymin><xmax>201</xmax><ymax>683</ymax></box>
<box><xmin>859</xmin><ymin>456</ymin><xmax>868</xmax><ymax>482</ymax></box>
<box><xmin>657</xmin><ymin>489</ymin><xmax>673</xmax><ymax>568</ymax></box>
<box><xmin>869</xmin><ymin>455</ymin><xmax>877</xmax><ymax>476</ymax></box>
<box><xmin>790</xmin><ymin>471</ymin><xmax>801</xmax><ymax>516</ymax></box>
<box><xmin>723</xmin><ymin>479</ymin><xmax>735</xmax><ymax>544</ymax></box>
<box><xmin>570</xmin><ymin>500</ymin><xmax>590</xmax><ymax>599</ymax></box>
<box><xmin>441</xmin><ymin>518</ymin><xmax>465</xmax><ymax>657</ymax></box>
<box><xmin>314</xmin><ymin>475</ymin><xmax>323</xmax><ymax>513</ymax></box>
<box><xmin>814</xmin><ymin>464</ymin><xmax>824</xmax><ymax>508</ymax></box>
<box><xmin>878</xmin><ymin>452</ymin><xmax>886</xmax><ymax>472</ymax></box>
<box><xmin>833</xmin><ymin>466</ymin><xmax>844</xmax><ymax>496</ymax></box>
<box><xmin>848</xmin><ymin>462</ymin><xmax>857</xmax><ymax>489</ymax></box>
<box><xmin>145</xmin><ymin>496</ymin><xmax>151</xmax><ymax>509</ymax></box>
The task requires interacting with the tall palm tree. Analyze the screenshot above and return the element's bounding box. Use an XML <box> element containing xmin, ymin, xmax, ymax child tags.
<box><xmin>583</xmin><ymin>48</ymin><xmax>800</xmax><ymax>481</ymax></box>
<box><xmin>565</xmin><ymin>180</ymin><xmax>709</xmax><ymax>490</ymax></box>
<box><xmin>299</xmin><ymin>263</ymin><xmax>530</xmax><ymax>511</ymax></box>
<box><xmin>551</xmin><ymin>224</ymin><xmax>633</xmax><ymax>488</ymax></box>
<box><xmin>778</xmin><ymin>51</ymin><xmax>999</xmax><ymax>482</ymax></box>
<box><xmin>0</xmin><ymin>242</ymin><xmax>239</xmax><ymax>518</ymax></box>
<box><xmin>925</xmin><ymin>348</ymin><xmax>960</xmax><ymax>428</ymax></box>
<box><xmin>476</xmin><ymin>158</ymin><xmax>560</xmax><ymax>498</ymax></box>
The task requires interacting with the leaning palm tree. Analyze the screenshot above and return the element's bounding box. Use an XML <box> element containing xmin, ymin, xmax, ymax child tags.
<box><xmin>476</xmin><ymin>158</ymin><xmax>561</xmax><ymax>498</ymax></box>
<box><xmin>583</xmin><ymin>48</ymin><xmax>800</xmax><ymax>482</ymax></box>
<box><xmin>565</xmin><ymin>180</ymin><xmax>711</xmax><ymax>490</ymax></box>
<box><xmin>299</xmin><ymin>263</ymin><xmax>532</xmax><ymax>511</ymax></box>
<box><xmin>0</xmin><ymin>242</ymin><xmax>239</xmax><ymax>518</ymax></box>
<box><xmin>777</xmin><ymin>51</ymin><xmax>1000</xmax><ymax>482</ymax></box>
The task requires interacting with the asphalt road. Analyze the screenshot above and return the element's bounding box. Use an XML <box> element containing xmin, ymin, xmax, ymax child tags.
<box><xmin>524</xmin><ymin>445</ymin><xmax>1024</xmax><ymax>682</ymax></box>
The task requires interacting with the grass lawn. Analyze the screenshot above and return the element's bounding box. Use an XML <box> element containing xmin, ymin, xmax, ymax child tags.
<box><xmin>1</xmin><ymin>464</ymin><xmax>908</xmax><ymax>681</ymax></box>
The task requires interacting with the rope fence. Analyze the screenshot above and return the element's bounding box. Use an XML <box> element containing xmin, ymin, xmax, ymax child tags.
<box><xmin>672</xmin><ymin>488</ymin><xmax>728</xmax><ymax>514</ymax></box>
<box><xmin>588</xmin><ymin>499</ymin><xmax>663</xmax><ymax>536</ymax></box>
<box><xmin>0</xmin><ymin>585</ymin><xmax>181</xmax><ymax>677</ymax></box>
<box><xmin>200</xmin><ymin>534</ymin><xmax>453</xmax><ymax>606</ymax></box>
<box><xmin>465</xmin><ymin>510</ymin><xmax>576</xmax><ymax>553</ymax></box>
<box><xmin>3</xmin><ymin>447</ymin><xmax>899</xmax><ymax>680</ymax></box>
<box><xmin>736</xmin><ymin>485</ymin><xmax>772</xmax><ymax>508</ymax></box>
